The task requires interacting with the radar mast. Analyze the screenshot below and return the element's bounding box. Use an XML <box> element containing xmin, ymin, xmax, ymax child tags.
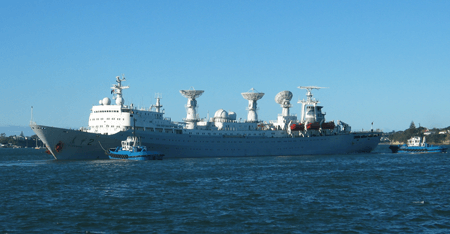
<box><xmin>151</xmin><ymin>93</ymin><xmax>163</xmax><ymax>113</ymax></box>
<box><xmin>298</xmin><ymin>86</ymin><xmax>327</xmax><ymax>123</ymax></box>
<box><xmin>111</xmin><ymin>75</ymin><xmax>129</xmax><ymax>106</ymax></box>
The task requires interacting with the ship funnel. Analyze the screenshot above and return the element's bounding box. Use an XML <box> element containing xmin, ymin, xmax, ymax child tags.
<box><xmin>241</xmin><ymin>88</ymin><xmax>264</xmax><ymax>122</ymax></box>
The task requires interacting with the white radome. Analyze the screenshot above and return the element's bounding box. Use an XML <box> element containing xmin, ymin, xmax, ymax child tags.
<box><xmin>116</xmin><ymin>97</ymin><xmax>123</xmax><ymax>105</ymax></box>
<box><xmin>214</xmin><ymin>109</ymin><xmax>228</xmax><ymax>119</ymax></box>
<box><xmin>103</xmin><ymin>97</ymin><xmax>111</xmax><ymax>105</ymax></box>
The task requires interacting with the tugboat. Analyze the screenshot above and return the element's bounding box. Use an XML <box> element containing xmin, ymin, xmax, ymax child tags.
<box><xmin>108</xmin><ymin>136</ymin><xmax>164</xmax><ymax>160</ymax></box>
<box><xmin>390</xmin><ymin>136</ymin><xmax>447</xmax><ymax>153</ymax></box>
<box><xmin>108</xmin><ymin>119</ymin><xmax>164</xmax><ymax>160</ymax></box>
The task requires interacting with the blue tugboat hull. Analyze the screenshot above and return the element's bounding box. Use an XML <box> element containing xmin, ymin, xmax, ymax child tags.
<box><xmin>390</xmin><ymin>136</ymin><xmax>447</xmax><ymax>153</ymax></box>
<box><xmin>108</xmin><ymin>148</ymin><xmax>164</xmax><ymax>160</ymax></box>
<box><xmin>398</xmin><ymin>146</ymin><xmax>447</xmax><ymax>153</ymax></box>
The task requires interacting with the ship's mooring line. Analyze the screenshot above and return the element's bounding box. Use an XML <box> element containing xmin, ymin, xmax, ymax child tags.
<box><xmin>98</xmin><ymin>141</ymin><xmax>108</xmax><ymax>154</ymax></box>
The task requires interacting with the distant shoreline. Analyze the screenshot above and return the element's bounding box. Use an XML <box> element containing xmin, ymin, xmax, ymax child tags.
<box><xmin>380</xmin><ymin>142</ymin><xmax>450</xmax><ymax>146</ymax></box>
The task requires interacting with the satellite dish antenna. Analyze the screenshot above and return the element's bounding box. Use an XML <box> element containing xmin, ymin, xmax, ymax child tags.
<box><xmin>180</xmin><ymin>87</ymin><xmax>204</xmax><ymax>129</ymax></box>
<box><xmin>241</xmin><ymin>88</ymin><xmax>264</xmax><ymax>122</ymax></box>
<box><xmin>180</xmin><ymin>89</ymin><xmax>204</xmax><ymax>100</ymax></box>
<box><xmin>275</xmin><ymin>91</ymin><xmax>293</xmax><ymax>116</ymax></box>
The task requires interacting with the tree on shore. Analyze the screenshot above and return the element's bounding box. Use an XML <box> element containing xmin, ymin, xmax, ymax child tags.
<box><xmin>389</xmin><ymin>124</ymin><xmax>450</xmax><ymax>144</ymax></box>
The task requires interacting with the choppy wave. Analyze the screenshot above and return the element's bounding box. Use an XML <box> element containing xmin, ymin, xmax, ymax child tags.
<box><xmin>1</xmin><ymin>146</ymin><xmax>449</xmax><ymax>233</ymax></box>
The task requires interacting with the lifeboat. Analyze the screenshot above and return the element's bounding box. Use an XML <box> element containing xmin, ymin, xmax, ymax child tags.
<box><xmin>306</xmin><ymin>122</ymin><xmax>321</xmax><ymax>130</ymax></box>
<box><xmin>306</xmin><ymin>122</ymin><xmax>335</xmax><ymax>130</ymax></box>
<box><xmin>290</xmin><ymin>124</ymin><xmax>305</xmax><ymax>131</ymax></box>
<box><xmin>322</xmin><ymin>122</ymin><xmax>335</xmax><ymax>130</ymax></box>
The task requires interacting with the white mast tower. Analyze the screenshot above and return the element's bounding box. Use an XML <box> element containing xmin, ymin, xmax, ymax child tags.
<box><xmin>298</xmin><ymin>86</ymin><xmax>326</xmax><ymax>123</ymax></box>
<box><xmin>151</xmin><ymin>93</ymin><xmax>163</xmax><ymax>113</ymax></box>
<box><xmin>241</xmin><ymin>88</ymin><xmax>264</xmax><ymax>122</ymax></box>
<box><xmin>111</xmin><ymin>75</ymin><xmax>129</xmax><ymax>106</ymax></box>
<box><xmin>180</xmin><ymin>88</ymin><xmax>204</xmax><ymax>129</ymax></box>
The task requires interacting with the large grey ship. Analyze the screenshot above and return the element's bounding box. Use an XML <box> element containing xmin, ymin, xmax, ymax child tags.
<box><xmin>31</xmin><ymin>76</ymin><xmax>382</xmax><ymax>160</ymax></box>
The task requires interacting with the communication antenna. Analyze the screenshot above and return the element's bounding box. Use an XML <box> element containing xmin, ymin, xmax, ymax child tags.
<box><xmin>298</xmin><ymin>86</ymin><xmax>327</xmax><ymax>123</ymax></box>
<box><xmin>111</xmin><ymin>75</ymin><xmax>129</xmax><ymax>106</ymax></box>
<box><xmin>298</xmin><ymin>86</ymin><xmax>326</xmax><ymax>102</ymax></box>
<box><xmin>30</xmin><ymin>106</ymin><xmax>34</xmax><ymax>125</ymax></box>
<box><xmin>275</xmin><ymin>91</ymin><xmax>293</xmax><ymax>116</ymax></box>
<box><xmin>241</xmin><ymin>88</ymin><xmax>264</xmax><ymax>122</ymax></box>
<box><xmin>180</xmin><ymin>87</ymin><xmax>204</xmax><ymax>129</ymax></box>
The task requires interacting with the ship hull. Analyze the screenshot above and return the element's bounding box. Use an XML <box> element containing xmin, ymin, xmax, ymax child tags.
<box><xmin>31</xmin><ymin>124</ymin><xmax>381</xmax><ymax>160</ymax></box>
<box><xmin>398</xmin><ymin>147</ymin><xmax>447</xmax><ymax>153</ymax></box>
<box><xmin>108</xmin><ymin>152</ymin><xmax>164</xmax><ymax>160</ymax></box>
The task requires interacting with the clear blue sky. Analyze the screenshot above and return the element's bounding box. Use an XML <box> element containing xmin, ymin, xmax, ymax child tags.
<box><xmin>1</xmin><ymin>0</ymin><xmax>449</xmax><ymax>135</ymax></box>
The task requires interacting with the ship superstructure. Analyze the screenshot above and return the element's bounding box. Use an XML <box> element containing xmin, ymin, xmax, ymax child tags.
<box><xmin>88</xmin><ymin>76</ymin><xmax>179</xmax><ymax>136</ymax></box>
<box><xmin>31</xmin><ymin>76</ymin><xmax>382</xmax><ymax>160</ymax></box>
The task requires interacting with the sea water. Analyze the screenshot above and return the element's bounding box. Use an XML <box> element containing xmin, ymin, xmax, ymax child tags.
<box><xmin>1</xmin><ymin>146</ymin><xmax>449</xmax><ymax>233</ymax></box>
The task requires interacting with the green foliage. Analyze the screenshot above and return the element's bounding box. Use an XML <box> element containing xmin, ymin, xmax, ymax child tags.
<box><xmin>389</xmin><ymin>125</ymin><xmax>450</xmax><ymax>144</ymax></box>
<box><xmin>426</xmin><ymin>133</ymin><xmax>447</xmax><ymax>144</ymax></box>
<box><xmin>390</xmin><ymin>126</ymin><xmax>425</xmax><ymax>143</ymax></box>
<box><xmin>0</xmin><ymin>133</ymin><xmax>7</xmax><ymax>144</ymax></box>
<box><xmin>0</xmin><ymin>134</ymin><xmax>42</xmax><ymax>147</ymax></box>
